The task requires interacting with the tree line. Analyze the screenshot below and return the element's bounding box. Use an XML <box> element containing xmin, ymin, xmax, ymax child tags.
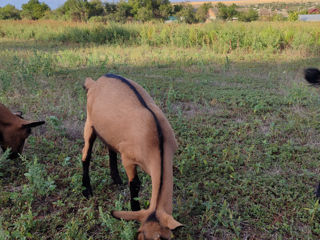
<box><xmin>0</xmin><ymin>0</ymin><xmax>215</xmax><ymax>23</ymax></box>
<box><xmin>1</xmin><ymin>0</ymin><xmax>317</xmax><ymax>23</ymax></box>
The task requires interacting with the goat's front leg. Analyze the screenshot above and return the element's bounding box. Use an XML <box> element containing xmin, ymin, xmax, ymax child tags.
<box><xmin>82</xmin><ymin>121</ymin><xmax>96</xmax><ymax>198</ymax></box>
<box><xmin>123</xmin><ymin>160</ymin><xmax>141</xmax><ymax>211</ymax></box>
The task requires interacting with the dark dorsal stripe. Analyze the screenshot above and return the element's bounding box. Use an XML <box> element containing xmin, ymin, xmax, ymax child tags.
<box><xmin>104</xmin><ymin>73</ymin><xmax>164</xmax><ymax>207</ymax></box>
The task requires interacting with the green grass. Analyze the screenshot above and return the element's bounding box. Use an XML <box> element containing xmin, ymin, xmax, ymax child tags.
<box><xmin>1</xmin><ymin>20</ymin><xmax>320</xmax><ymax>239</ymax></box>
<box><xmin>1</xmin><ymin>20</ymin><xmax>320</xmax><ymax>53</ymax></box>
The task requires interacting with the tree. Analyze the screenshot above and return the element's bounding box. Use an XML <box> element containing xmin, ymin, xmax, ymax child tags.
<box><xmin>159</xmin><ymin>4</ymin><xmax>172</xmax><ymax>19</ymax></box>
<box><xmin>217</xmin><ymin>3</ymin><xmax>238</xmax><ymax>21</ymax></box>
<box><xmin>88</xmin><ymin>0</ymin><xmax>105</xmax><ymax>18</ymax></box>
<box><xmin>112</xmin><ymin>1</ymin><xmax>133</xmax><ymax>23</ymax></box>
<box><xmin>136</xmin><ymin>7</ymin><xmax>153</xmax><ymax>22</ymax></box>
<box><xmin>128</xmin><ymin>0</ymin><xmax>170</xmax><ymax>20</ymax></box>
<box><xmin>0</xmin><ymin>4</ymin><xmax>20</xmax><ymax>20</ymax></box>
<box><xmin>21</xmin><ymin>0</ymin><xmax>50</xmax><ymax>20</ymax></box>
<box><xmin>238</xmin><ymin>8</ymin><xmax>259</xmax><ymax>22</ymax></box>
<box><xmin>105</xmin><ymin>2</ymin><xmax>117</xmax><ymax>15</ymax></box>
<box><xmin>57</xmin><ymin>0</ymin><xmax>91</xmax><ymax>22</ymax></box>
<box><xmin>176</xmin><ymin>4</ymin><xmax>197</xmax><ymax>24</ymax></box>
<box><xmin>196</xmin><ymin>3</ymin><xmax>212</xmax><ymax>23</ymax></box>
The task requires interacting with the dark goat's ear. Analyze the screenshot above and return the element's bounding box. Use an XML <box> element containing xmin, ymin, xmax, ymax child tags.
<box><xmin>22</xmin><ymin>121</ymin><xmax>45</xmax><ymax>129</ymax></box>
<box><xmin>14</xmin><ymin>111</ymin><xmax>24</xmax><ymax>119</ymax></box>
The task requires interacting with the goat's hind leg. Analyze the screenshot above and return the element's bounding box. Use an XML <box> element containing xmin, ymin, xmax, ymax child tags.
<box><xmin>109</xmin><ymin>149</ymin><xmax>123</xmax><ymax>185</ymax></box>
<box><xmin>82</xmin><ymin>121</ymin><xmax>96</xmax><ymax>198</ymax></box>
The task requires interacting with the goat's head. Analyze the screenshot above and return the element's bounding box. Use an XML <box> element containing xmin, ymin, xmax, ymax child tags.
<box><xmin>112</xmin><ymin>210</ymin><xmax>182</xmax><ymax>240</ymax></box>
<box><xmin>137</xmin><ymin>211</ymin><xmax>182</xmax><ymax>240</ymax></box>
<box><xmin>137</xmin><ymin>220</ymin><xmax>172</xmax><ymax>240</ymax></box>
<box><xmin>0</xmin><ymin>111</ymin><xmax>45</xmax><ymax>159</ymax></box>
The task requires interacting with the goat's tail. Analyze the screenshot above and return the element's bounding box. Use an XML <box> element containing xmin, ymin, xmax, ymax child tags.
<box><xmin>304</xmin><ymin>68</ymin><xmax>320</xmax><ymax>85</ymax></box>
<box><xmin>83</xmin><ymin>77</ymin><xmax>96</xmax><ymax>91</ymax></box>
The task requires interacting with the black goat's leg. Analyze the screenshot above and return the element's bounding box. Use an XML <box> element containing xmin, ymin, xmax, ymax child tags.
<box><xmin>82</xmin><ymin>122</ymin><xmax>96</xmax><ymax>198</ymax></box>
<box><xmin>109</xmin><ymin>149</ymin><xmax>123</xmax><ymax>185</ymax></box>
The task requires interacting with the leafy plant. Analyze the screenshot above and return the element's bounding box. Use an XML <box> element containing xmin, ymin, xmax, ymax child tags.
<box><xmin>23</xmin><ymin>156</ymin><xmax>56</xmax><ymax>198</ymax></box>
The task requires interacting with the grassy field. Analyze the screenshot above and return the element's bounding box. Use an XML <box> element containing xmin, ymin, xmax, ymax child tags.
<box><xmin>1</xmin><ymin>20</ymin><xmax>320</xmax><ymax>239</ymax></box>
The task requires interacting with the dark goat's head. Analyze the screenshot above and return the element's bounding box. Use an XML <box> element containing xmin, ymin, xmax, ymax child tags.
<box><xmin>0</xmin><ymin>110</ymin><xmax>45</xmax><ymax>159</ymax></box>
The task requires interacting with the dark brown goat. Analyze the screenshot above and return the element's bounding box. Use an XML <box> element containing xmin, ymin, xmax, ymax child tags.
<box><xmin>304</xmin><ymin>68</ymin><xmax>320</xmax><ymax>85</ymax></box>
<box><xmin>82</xmin><ymin>74</ymin><xmax>182</xmax><ymax>239</ymax></box>
<box><xmin>304</xmin><ymin>68</ymin><xmax>320</xmax><ymax>197</ymax></box>
<box><xmin>0</xmin><ymin>103</ymin><xmax>45</xmax><ymax>159</ymax></box>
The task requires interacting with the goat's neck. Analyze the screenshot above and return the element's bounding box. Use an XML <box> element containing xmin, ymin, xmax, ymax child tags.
<box><xmin>156</xmin><ymin>145</ymin><xmax>175</xmax><ymax>215</ymax></box>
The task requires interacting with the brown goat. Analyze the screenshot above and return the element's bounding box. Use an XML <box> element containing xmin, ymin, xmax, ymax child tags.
<box><xmin>82</xmin><ymin>74</ymin><xmax>182</xmax><ymax>239</ymax></box>
<box><xmin>0</xmin><ymin>103</ymin><xmax>45</xmax><ymax>159</ymax></box>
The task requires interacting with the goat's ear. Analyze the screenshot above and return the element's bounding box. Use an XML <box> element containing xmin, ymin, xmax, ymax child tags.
<box><xmin>22</xmin><ymin>121</ymin><xmax>45</xmax><ymax>129</ymax></box>
<box><xmin>14</xmin><ymin>111</ymin><xmax>24</xmax><ymax>119</ymax></box>
<box><xmin>166</xmin><ymin>216</ymin><xmax>183</xmax><ymax>230</ymax></box>
<box><xmin>158</xmin><ymin>213</ymin><xmax>183</xmax><ymax>230</ymax></box>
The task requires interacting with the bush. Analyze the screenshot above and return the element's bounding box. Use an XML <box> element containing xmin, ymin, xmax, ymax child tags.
<box><xmin>217</xmin><ymin>3</ymin><xmax>238</xmax><ymax>21</ymax></box>
<box><xmin>238</xmin><ymin>8</ymin><xmax>259</xmax><ymax>22</ymax></box>
<box><xmin>196</xmin><ymin>3</ymin><xmax>212</xmax><ymax>23</ymax></box>
<box><xmin>288</xmin><ymin>11</ymin><xmax>298</xmax><ymax>21</ymax></box>
<box><xmin>176</xmin><ymin>4</ymin><xmax>197</xmax><ymax>24</ymax></box>
<box><xmin>88</xmin><ymin>15</ymin><xmax>108</xmax><ymax>23</ymax></box>
<box><xmin>272</xmin><ymin>13</ymin><xmax>287</xmax><ymax>21</ymax></box>
<box><xmin>0</xmin><ymin>4</ymin><xmax>20</xmax><ymax>20</ymax></box>
<box><xmin>136</xmin><ymin>7</ymin><xmax>153</xmax><ymax>22</ymax></box>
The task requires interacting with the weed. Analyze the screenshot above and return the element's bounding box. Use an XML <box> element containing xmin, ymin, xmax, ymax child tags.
<box><xmin>23</xmin><ymin>156</ymin><xmax>56</xmax><ymax>198</ymax></box>
<box><xmin>0</xmin><ymin>149</ymin><xmax>11</xmax><ymax>177</ymax></box>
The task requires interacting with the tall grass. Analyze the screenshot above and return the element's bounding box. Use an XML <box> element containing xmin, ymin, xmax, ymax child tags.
<box><xmin>1</xmin><ymin>20</ymin><xmax>320</xmax><ymax>53</ymax></box>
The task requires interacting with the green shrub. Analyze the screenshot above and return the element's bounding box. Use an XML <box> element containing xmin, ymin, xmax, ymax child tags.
<box><xmin>238</xmin><ymin>8</ymin><xmax>259</xmax><ymax>22</ymax></box>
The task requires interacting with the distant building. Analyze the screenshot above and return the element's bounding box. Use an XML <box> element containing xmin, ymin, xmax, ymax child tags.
<box><xmin>207</xmin><ymin>8</ymin><xmax>218</xmax><ymax>21</ymax></box>
<box><xmin>308</xmin><ymin>8</ymin><xmax>320</xmax><ymax>14</ymax></box>
<box><xmin>299</xmin><ymin>14</ymin><xmax>320</xmax><ymax>21</ymax></box>
<box><xmin>165</xmin><ymin>16</ymin><xmax>178</xmax><ymax>23</ymax></box>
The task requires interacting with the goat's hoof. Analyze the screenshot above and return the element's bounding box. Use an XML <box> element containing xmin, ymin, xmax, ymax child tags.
<box><xmin>82</xmin><ymin>189</ymin><xmax>93</xmax><ymax>199</ymax></box>
<box><xmin>131</xmin><ymin>202</ymin><xmax>141</xmax><ymax>211</ymax></box>
<box><xmin>112</xmin><ymin>178</ymin><xmax>123</xmax><ymax>185</ymax></box>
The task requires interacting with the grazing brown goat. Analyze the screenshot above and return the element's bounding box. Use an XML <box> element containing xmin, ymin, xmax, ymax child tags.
<box><xmin>0</xmin><ymin>103</ymin><xmax>45</xmax><ymax>159</ymax></box>
<box><xmin>82</xmin><ymin>74</ymin><xmax>182</xmax><ymax>239</ymax></box>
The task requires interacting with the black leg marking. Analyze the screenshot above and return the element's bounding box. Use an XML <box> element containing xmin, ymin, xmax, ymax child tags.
<box><xmin>82</xmin><ymin>132</ymin><xmax>96</xmax><ymax>198</ymax></box>
<box><xmin>82</xmin><ymin>160</ymin><xmax>93</xmax><ymax>198</ymax></box>
<box><xmin>130</xmin><ymin>174</ymin><xmax>141</xmax><ymax>211</ymax></box>
<box><xmin>316</xmin><ymin>182</ymin><xmax>320</xmax><ymax>198</ymax></box>
<box><xmin>109</xmin><ymin>149</ymin><xmax>122</xmax><ymax>185</ymax></box>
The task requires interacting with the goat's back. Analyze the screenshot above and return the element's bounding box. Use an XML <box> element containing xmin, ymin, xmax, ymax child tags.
<box><xmin>86</xmin><ymin>76</ymin><xmax>175</xmax><ymax>164</ymax></box>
